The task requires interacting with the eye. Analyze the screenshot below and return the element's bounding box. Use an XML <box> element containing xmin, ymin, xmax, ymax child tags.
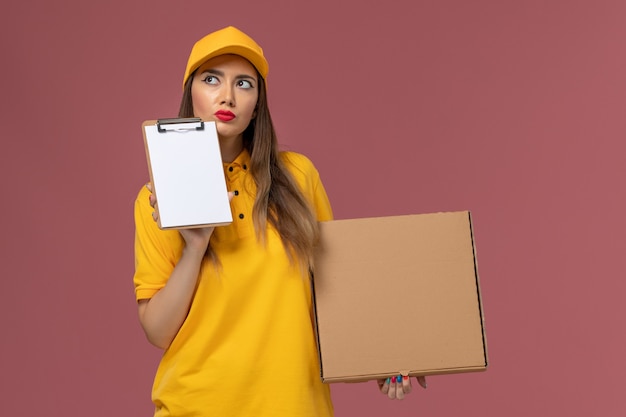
<box><xmin>237</xmin><ymin>79</ymin><xmax>254</xmax><ymax>89</ymax></box>
<box><xmin>201</xmin><ymin>75</ymin><xmax>218</xmax><ymax>85</ymax></box>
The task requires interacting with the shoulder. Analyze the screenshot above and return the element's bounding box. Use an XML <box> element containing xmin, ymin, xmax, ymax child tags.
<box><xmin>136</xmin><ymin>183</ymin><xmax>151</xmax><ymax>200</ymax></box>
<box><xmin>133</xmin><ymin>182</ymin><xmax>183</xmax><ymax>260</ymax></box>
<box><xmin>134</xmin><ymin>183</ymin><xmax>152</xmax><ymax>211</ymax></box>
<box><xmin>280</xmin><ymin>152</ymin><xmax>333</xmax><ymax>220</ymax></box>
<box><xmin>279</xmin><ymin>151</ymin><xmax>320</xmax><ymax>179</ymax></box>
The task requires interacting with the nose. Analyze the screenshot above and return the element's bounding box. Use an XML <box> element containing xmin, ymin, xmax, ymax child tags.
<box><xmin>220</xmin><ymin>85</ymin><xmax>235</xmax><ymax>107</ymax></box>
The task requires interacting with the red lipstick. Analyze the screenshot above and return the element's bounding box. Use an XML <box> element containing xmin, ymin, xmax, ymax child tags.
<box><xmin>215</xmin><ymin>110</ymin><xmax>235</xmax><ymax>122</ymax></box>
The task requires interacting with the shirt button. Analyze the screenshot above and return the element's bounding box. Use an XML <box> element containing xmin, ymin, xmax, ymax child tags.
<box><xmin>233</xmin><ymin>190</ymin><xmax>239</xmax><ymax>196</ymax></box>
<box><xmin>239</xmin><ymin>213</ymin><xmax>245</xmax><ymax>219</ymax></box>
<box><xmin>243</xmin><ymin>164</ymin><xmax>247</xmax><ymax>170</ymax></box>
<box><xmin>228</xmin><ymin>166</ymin><xmax>234</xmax><ymax>172</ymax></box>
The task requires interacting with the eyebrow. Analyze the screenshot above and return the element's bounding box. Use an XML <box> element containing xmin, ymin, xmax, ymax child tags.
<box><xmin>199</xmin><ymin>68</ymin><xmax>256</xmax><ymax>81</ymax></box>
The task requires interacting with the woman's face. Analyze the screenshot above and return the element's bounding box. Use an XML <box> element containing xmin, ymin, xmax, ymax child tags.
<box><xmin>191</xmin><ymin>54</ymin><xmax>259</xmax><ymax>144</ymax></box>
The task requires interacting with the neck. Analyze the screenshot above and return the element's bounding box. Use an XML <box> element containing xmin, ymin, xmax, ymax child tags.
<box><xmin>219</xmin><ymin>135</ymin><xmax>244</xmax><ymax>163</ymax></box>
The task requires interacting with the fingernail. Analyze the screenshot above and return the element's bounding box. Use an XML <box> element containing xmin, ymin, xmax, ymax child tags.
<box><xmin>403</xmin><ymin>375</ymin><xmax>409</xmax><ymax>380</ymax></box>
<box><xmin>386</xmin><ymin>378</ymin><xmax>391</xmax><ymax>384</ymax></box>
<box><xmin>396</xmin><ymin>376</ymin><xmax>401</xmax><ymax>383</ymax></box>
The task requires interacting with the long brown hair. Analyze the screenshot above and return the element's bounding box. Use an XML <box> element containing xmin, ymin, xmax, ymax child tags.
<box><xmin>179</xmin><ymin>71</ymin><xmax>319</xmax><ymax>270</ymax></box>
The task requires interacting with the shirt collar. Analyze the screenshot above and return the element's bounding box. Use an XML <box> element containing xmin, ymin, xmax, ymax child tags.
<box><xmin>224</xmin><ymin>148</ymin><xmax>251</xmax><ymax>172</ymax></box>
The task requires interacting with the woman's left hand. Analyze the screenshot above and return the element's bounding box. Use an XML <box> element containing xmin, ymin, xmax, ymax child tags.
<box><xmin>377</xmin><ymin>375</ymin><xmax>427</xmax><ymax>400</ymax></box>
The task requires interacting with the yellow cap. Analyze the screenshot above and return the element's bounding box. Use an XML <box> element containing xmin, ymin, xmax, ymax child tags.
<box><xmin>182</xmin><ymin>26</ymin><xmax>269</xmax><ymax>90</ymax></box>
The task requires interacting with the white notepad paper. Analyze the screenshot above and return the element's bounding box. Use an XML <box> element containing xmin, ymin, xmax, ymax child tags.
<box><xmin>142</xmin><ymin>118</ymin><xmax>232</xmax><ymax>229</ymax></box>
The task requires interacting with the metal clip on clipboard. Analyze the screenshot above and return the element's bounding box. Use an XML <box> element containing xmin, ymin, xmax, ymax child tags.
<box><xmin>156</xmin><ymin>117</ymin><xmax>205</xmax><ymax>133</ymax></box>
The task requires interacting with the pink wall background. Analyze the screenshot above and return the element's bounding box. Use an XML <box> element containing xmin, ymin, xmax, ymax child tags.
<box><xmin>2</xmin><ymin>0</ymin><xmax>625</xmax><ymax>415</ymax></box>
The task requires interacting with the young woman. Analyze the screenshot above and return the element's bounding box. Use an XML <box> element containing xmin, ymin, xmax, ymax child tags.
<box><xmin>133</xmin><ymin>26</ymin><xmax>420</xmax><ymax>417</ymax></box>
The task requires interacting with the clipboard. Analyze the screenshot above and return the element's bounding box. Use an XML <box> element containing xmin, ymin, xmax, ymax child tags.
<box><xmin>142</xmin><ymin>118</ymin><xmax>233</xmax><ymax>229</ymax></box>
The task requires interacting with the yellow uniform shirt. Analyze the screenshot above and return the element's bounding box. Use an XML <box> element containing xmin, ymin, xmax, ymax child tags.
<box><xmin>134</xmin><ymin>150</ymin><xmax>334</xmax><ymax>417</ymax></box>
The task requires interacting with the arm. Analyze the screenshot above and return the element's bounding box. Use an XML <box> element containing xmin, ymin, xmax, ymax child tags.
<box><xmin>137</xmin><ymin>184</ymin><xmax>216</xmax><ymax>349</ymax></box>
<box><xmin>138</xmin><ymin>234</ymin><xmax>210</xmax><ymax>349</ymax></box>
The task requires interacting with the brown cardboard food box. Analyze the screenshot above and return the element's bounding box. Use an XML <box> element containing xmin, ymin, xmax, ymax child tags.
<box><xmin>312</xmin><ymin>211</ymin><xmax>487</xmax><ymax>382</ymax></box>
